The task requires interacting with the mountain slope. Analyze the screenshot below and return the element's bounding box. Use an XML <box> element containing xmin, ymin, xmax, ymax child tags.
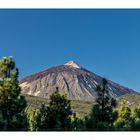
<box><xmin>20</xmin><ymin>61</ymin><xmax>139</xmax><ymax>101</ymax></box>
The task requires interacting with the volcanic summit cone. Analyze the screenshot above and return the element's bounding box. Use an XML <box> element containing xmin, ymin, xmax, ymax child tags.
<box><xmin>20</xmin><ymin>61</ymin><xmax>138</xmax><ymax>101</ymax></box>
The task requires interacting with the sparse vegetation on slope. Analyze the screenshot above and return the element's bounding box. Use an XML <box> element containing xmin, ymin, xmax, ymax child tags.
<box><xmin>24</xmin><ymin>93</ymin><xmax>140</xmax><ymax>119</ymax></box>
<box><xmin>117</xmin><ymin>94</ymin><xmax>140</xmax><ymax>107</ymax></box>
<box><xmin>24</xmin><ymin>94</ymin><xmax>93</xmax><ymax>118</ymax></box>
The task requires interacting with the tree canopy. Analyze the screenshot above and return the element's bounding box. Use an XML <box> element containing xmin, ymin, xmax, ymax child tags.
<box><xmin>36</xmin><ymin>88</ymin><xmax>73</xmax><ymax>131</ymax></box>
<box><xmin>85</xmin><ymin>78</ymin><xmax>117</xmax><ymax>130</ymax></box>
<box><xmin>0</xmin><ymin>56</ymin><xmax>28</xmax><ymax>131</ymax></box>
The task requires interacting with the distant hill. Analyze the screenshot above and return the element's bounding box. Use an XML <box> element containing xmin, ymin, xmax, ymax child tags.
<box><xmin>20</xmin><ymin>61</ymin><xmax>139</xmax><ymax>101</ymax></box>
<box><xmin>24</xmin><ymin>93</ymin><xmax>140</xmax><ymax>118</ymax></box>
<box><xmin>117</xmin><ymin>94</ymin><xmax>140</xmax><ymax>107</ymax></box>
<box><xmin>24</xmin><ymin>94</ymin><xmax>93</xmax><ymax>118</ymax></box>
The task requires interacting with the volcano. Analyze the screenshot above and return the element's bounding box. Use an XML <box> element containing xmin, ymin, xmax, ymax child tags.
<box><xmin>20</xmin><ymin>61</ymin><xmax>139</xmax><ymax>101</ymax></box>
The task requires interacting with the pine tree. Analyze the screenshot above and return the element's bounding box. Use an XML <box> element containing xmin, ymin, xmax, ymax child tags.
<box><xmin>131</xmin><ymin>105</ymin><xmax>140</xmax><ymax>130</ymax></box>
<box><xmin>37</xmin><ymin>88</ymin><xmax>73</xmax><ymax>131</ymax></box>
<box><xmin>85</xmin><ymin>78</ymin><xmax>117</xmax><ymax>130</ymax></box>
<box><xmin>25</xmin><ymin>107</ymin><xmax>39</xmax><ymax>131</ymax></box>
<box><xmin>35</xmin><ymin>103</ymin><xmax>48</xmax><ymax>131</ymax></box>
<box><xmin>114</xmin><ymin>100</ymin><xmax>134</xmax><ymax>130</ymax></box>
<box><xmin>0</xmin><ymin>56</ymin><xmax>28</xmax><ymax>131</ymax></box>
<box><xmin>71</xmin><ymin>113</ymin><xmax>84</xmax><ymax>131</ymax></box>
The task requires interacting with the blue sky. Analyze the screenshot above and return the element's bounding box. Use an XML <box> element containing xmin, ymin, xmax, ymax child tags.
<box><xmin>0</xmin><ymin>9</ymin><xmax>140</xmax><ymax>92</ymax></box>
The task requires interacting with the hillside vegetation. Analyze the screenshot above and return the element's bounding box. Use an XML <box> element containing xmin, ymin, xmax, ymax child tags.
<box><xmin>24</xmin><ymin>94</ymin><xmax>93</xmax><ymax>118</ymax></box>
<box><xmin>24</xmin><ymin>93</ymin><xmax>140</xmax><ymax>118</ymax></box>
<box><xmin>117</xmin><ymin>94</ymin><xmax>140</xmax><ymax>107</ymax></box>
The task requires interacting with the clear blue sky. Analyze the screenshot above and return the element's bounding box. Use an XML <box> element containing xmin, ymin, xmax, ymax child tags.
<box><xmin>0</xmin><ymin>9</ymin><xmax>140</xmax><ymax>92</ymax></box>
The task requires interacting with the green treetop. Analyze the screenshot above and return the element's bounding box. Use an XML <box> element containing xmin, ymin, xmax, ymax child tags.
<box><xmin>0</xmin><ymin>56</ymin><xmax>28</xmax><ymax>131</ymax></box>
<box><xmin>36</xmin><ymin>88</ymin><xmax>73</xmax><ymax>131</ymax></box>
<box><xmin>114</xmin><ymin>100</ymin><xmax>134</xmax><ymax>130</ymax></box>
<box><xmin>85</xmin><ymin>78</ymin><xmax>117</xmax><ymax>130</ymax></box>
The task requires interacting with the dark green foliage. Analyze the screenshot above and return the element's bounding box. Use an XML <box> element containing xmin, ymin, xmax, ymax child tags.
<box><xmin>130</xmin><ymin>106</ymin><xmax>140</xmax><ymax>130</ymax></box>
<box><xmin>85</xmin><ymin>78</ymin><xmax>117</xmax><ymax>130</ymax></box>
<box><xmin>71</xmin><ymin>113</ymin><xmax>84</xmax><ymax>131</ymax></box>
<box><xmin>36</xmin><ymin>89</ymin><xmax>74</xmax><ymax>131</ymax></box>
<box><xmin>0</xmin><ymin>56</ymin><xmax>28</xmax><ymax>131</ymax></box>
<box><xmin>114</xmin><ymin>101</ymin><xmax>134</xmax><ymax>130</ymax></box>
<box><xmin>35</xmin><ymin>104</ymin><xmax>48</xmax><ymax>130</ymax></box>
